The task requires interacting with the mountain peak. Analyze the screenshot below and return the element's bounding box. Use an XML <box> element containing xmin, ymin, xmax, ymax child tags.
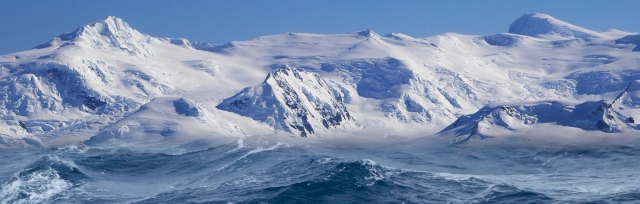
<box><xmin>218</xmin><ymin>66</ymin><xmax>355</xmax><ymax>137</ymax></box>
<box><xmin>35</xmin><ymin>16</ymin><xmax>154</xmax><ymax>57</ymax></box>
<box><xmin>103</xmin><ymin>15</ymin><xmax>120</xmax><ymax>22</ymax></box>
<box><xmin>51</xmin><ymin>16</ymin><xmax>133</xmax><ymax>42</ymax></box>
<box><xmin>356</xmin><ymin>29</ymin><xmax>378</xmax><ymax>37</ymax></box>
<box><xmin>79</xmin><ymin>16</ymin><xmax>138</xmax><ymax>39</ymax></box>
<box><xmin>97</xmin><ymin>16</ymin><xmax>129</xmax><ymax>29</ymax></box>
<box><xmin>508</xmin><ymin>13</ymin><xmax>606</xmax><ymax>39</ymax></box>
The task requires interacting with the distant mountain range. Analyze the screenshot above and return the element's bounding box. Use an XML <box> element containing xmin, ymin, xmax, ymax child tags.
<box><xmin>1</xmin><ymin>13</ymin><xmax>639</xmax><ymax>147</ymax></box>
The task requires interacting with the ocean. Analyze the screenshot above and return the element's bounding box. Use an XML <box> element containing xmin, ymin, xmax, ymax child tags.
<box><xmin>1</xmin><ymin>135</ymin><xmax>639</xmax><ymax>203</ymax></box>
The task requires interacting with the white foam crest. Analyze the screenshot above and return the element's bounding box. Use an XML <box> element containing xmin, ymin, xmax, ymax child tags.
<box><xmin>316</xmin><ymin>157</ymin><xmax>334</xmax><ymax>164</ymax></box>
<box><xmin>55</xmin><ymin>144</ymin><xmax>89</xmax><ymax>154</ymax></box>
<box><xmin>538</xmin><ymin>152</ymin><xmax>567</xmax><ymax>172</ymax></box>
<box><xmin>47</xmin><ymin>155</ymin><xmax>80</xmax><ymax>170</ymax></box>
<box><xmin>0</xmin><ymin>168</ymin><xmax>72</xmax><ymax>204</ymax></box>
<box><xmin>218</xmin><ymin>142</ymin><xmax>284</xmax><ymax>171</ymax></box>
<box><xmin>467</xmin><ymin>184</ymin><xmax>500</xmax><ymax>202</ymax></box>
<box><xmin>227</xmin><ymin>137</ymin><xmax>245</xmax><ymax>153</ymax></box>
<box><xmin>432</xmin><ymin>172</ymin><xmax>477</xmax><ymax>181</ymax></box>
<box><xmin>224</xmin><ymin>135</ymin><xmax>277</xmax><ymax>154</ymax></box>
<box><xmin>431</xmin><ymin>169</ymin><xmax>640</xmax><ymax>201</ymax></box>
<box><xmin>360</xmin><ymin>159</ymin><xmax>386</xmax><ymax>186</ymax></box>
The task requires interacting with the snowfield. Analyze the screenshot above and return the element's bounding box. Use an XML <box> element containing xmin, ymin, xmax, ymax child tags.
<box><xmin>1</xmin><ymin>13</ymin><xmax>639</xmax><ymax>147</ymax></box>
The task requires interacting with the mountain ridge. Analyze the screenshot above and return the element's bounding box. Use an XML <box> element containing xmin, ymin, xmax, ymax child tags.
<box><xmin>1</xmin><ymin>13</ymin><xmax>640</xmax><ymax>147</ymax></box>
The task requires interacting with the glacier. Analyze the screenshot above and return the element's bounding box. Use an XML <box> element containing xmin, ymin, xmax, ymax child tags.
<box><xmin>1</xmin><ymin>13</ymin><xmax>640</xmax><ymax>147</ymax></box>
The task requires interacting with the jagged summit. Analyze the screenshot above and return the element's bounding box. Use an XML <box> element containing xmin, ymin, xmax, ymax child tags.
<box><xmin>508</xmin><ymin>13</ymin><xmax>606</xmax><ymax>39</ymax></box>
<box><xmin>79</xmin><ymin>16</ymin><xmax>137</xmax><ymax>37</ymax></box>
<box><xmin>216</xmin><ymin>66</ymin><xmax>355</xmax><ymax>137</ymax></box>
<box><xmin>34</xmin><ymin>16</ymin><xmax>154</xmax><ymax>57</ymax></box>
<box><xmin>40</xmin><ymin>16</ymin><xmax>137</xmax><ymax>43</ymax></box>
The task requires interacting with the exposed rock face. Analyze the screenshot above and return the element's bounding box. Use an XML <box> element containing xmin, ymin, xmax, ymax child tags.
<box><xmin>483</xmin><ymin>34</ymin><xmax>522</xmax><ymax>46</ymax></box>
<box><xmin>0</xmin><ymin>61</ymin><xmax>142</xmax><ymax>117</ymax></box>
<box><xmin>440</xmin><ymin>100</ymin><xmax>635</xmax><ymax>143</ymax></box>
<box><xmin>217</xmin><ymin>66</ymin><xmax>355</xmax><ymax>136</ymax></box>
<box><xmin>173</xmin><ymin>98</ymin><xmax>201</xmax><ymax>117</ymax></box>
<box><xmin>615</xmin><ymin>34</ymin><xmax>640</xmax><ymax>52</ymax></box>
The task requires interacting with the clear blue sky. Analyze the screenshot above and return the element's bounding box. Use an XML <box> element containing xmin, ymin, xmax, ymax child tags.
<box><xmin>1</xmin><ymin>0</ymin><xmax>639</xmax><ymax>55</ymax></box>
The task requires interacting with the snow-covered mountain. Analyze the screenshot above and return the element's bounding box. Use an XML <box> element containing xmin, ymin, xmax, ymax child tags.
<box><xmin>1</xmin><ymin>13</ymin><xmax>639</xmax><ymax>147</ymax></box>
<box><xmin>216</xmin><ymin>66</ymin><xmax>355</xmax><ymax>137</ymax></box>
<box><xmin>34</xmin><ymin>16</ymin><xmax>155</xmax><ymax>57</ymax></box>
<box><xmin>509</xmin><ymin>13</ymin><xmax>608</xmax><ymax>39</ymax></box>
<box><xmin>439</xmin><ymin>99</ymin><xmax>637</xmax><ymax>144</ymax></box>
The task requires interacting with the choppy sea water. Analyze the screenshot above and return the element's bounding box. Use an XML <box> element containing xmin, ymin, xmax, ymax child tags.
<box><xmin>1</xmin><ymin>135</ymin><xmax>640</xmax><ymax>203</ymax></box>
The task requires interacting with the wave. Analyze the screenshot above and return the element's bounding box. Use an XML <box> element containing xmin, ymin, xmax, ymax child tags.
<box><xmin>137</xmin><ymin>156</ymin><xmax>552</xmax><ymax>203</ymax></box>
<box><xmin>1</xmin><ymin>138</ymin><xmax>639</xmax><ymax>203</ymax></box>
<box><xmin>0</xmin><ymin>155</ymin><xmax>85</xmax><ymax>204</ymax></box>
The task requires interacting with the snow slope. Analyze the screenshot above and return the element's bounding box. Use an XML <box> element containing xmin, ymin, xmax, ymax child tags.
<box><xmin>0</xmin><ymin>13</ymin><xmax>639</xmax><ymax>147</ymax></box>
<box><xmin>509</xmin><ymin>13</ymin><xmax>607</xmax><ymax>39</ymax></box>
<box><xmin>84</xmin><ymin>97</ymin><xmax>271</xmax><ymax>146</ymax></box>
<box><xmin>615</xmin><ymin>34</ymin><xmax>640</xmax><ymax>52</ymax></box>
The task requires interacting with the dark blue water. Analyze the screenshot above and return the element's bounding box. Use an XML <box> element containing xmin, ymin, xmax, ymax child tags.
<box><xmin>1</xmin><ymin>135</ymin><xmax>640</xmax><ymax>203</ymax></box>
